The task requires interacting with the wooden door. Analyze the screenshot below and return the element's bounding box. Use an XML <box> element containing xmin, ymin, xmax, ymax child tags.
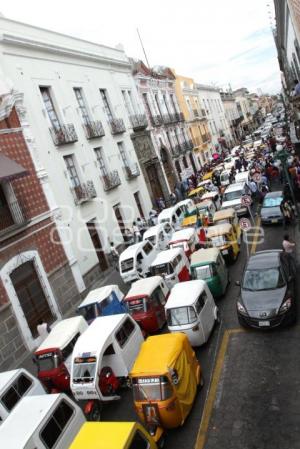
<box><xmin>146</xmin><ymin>164</ymin><xmax>165</xmax><ymax>200</ymax></box>
<box><xmin>134</xmin><ymin>191</ymin><xmax>145</xmax><ymax>219</ymax></box>
<box><xmin>10</xmin><ymin>261</ymin><xmax>55</xmax><ymax>338</ymax></box>
<box><xmin>113</xmin><ymin>206</ymin><xmax>126</xmax><ymax>238</ymax></box>
<box><xmin>87</xmin><ymin>222</ymin><xmax>108</xmax><ymax>271</ymax></box>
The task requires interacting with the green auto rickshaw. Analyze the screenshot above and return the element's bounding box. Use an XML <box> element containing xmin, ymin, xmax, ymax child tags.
<box><xmin>190</xmin><ymin>247</ymin><xmax>229</xmax><ymax>298</ymax></box>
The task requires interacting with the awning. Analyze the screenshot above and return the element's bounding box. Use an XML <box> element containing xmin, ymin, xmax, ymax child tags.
<box><xmin>0</xmin><ymin>153</ymin><xmax>28</xmax><ymax>181</ymax></box>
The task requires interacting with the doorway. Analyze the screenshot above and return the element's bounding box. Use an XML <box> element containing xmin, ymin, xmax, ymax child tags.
<box><xmin>134</xmin><ymin>191</ymin><xmax>145</xmax><ymax>218</ymax></box>
<box><xmin>161</xmin><ymin>147</ymin><xmax>176</xmax><ymax>190</ymax></box>
<box><xmin>189</xmin><ymin>153</ymin><xmax>197</xmax><ymax>174</ymax></box>
<box><xmin>146</xmin><ymin>164</ymin><xmax>164</xmax><ymax>200</ymax></box>
<box><xmin>113</xmin><ymin>205</ymin><xmax>126</xmax><ymax>239</ymax></box>
<box><xmin>10</xmin><ymin>261</ymin><xmax>56</xmax><ymax>338</ymax></box>
<box><xmin>175</xmin><ymin>160</ymin><xmax>182</xmax><ymax>180</ymax></box>
<box><xmin>87</xmin><ymin>221</ymin><xmax>108</xmax><ymax>272</ymax></box>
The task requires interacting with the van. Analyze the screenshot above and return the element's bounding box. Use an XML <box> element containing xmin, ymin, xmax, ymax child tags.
<box><xmin>157</xmin><ymin>204</ymin><xmax>186</xmax><ymax>230</ymax></box>
<box><xmin>221</xmin><ymin>182</ymin><xmax>251</xmax><ymax>216</ymax></box>
<box><xmin>119</xmin><ymin>241</ymin><xmax>157</xmax><ymax>284</ymax></box>
<box><xmin>0</xmin><ymin>369</ymin><xmax>45</xmax><ymax>424</ymax></box>
<box><xmin>0</xmin><ymin>393</ymin><xmax>85</xmax><ymax>449</ymax></box>
<box><xmin>143</xmin><ymin>222</ymin><xmax>173</xmax><ymax>251</ymax></box>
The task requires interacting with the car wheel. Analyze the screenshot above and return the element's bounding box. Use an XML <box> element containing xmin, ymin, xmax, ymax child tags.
<box><xmin>88</xmin><ymin>402</ymin><xmax>102</xmax><ymax>421</ymax></box>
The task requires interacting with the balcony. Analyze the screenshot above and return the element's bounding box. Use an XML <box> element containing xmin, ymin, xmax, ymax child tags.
<box><xmin>83</xmin><ymin>121</ymin><xmax>105</xmax><ymax>139</ymax></box>
<box><xmin>101</xmin><ymin>170</ymin><xmax>121</xmax><ymax>191</ymax></box>
<box><xmin>171</xmin><ymin>145</ymin><xmax>181</xmax><ymax>158</ymax></box>
<box><xmin>71</xmin><ymin>181</ymin><xmax>97</xmax><ymax>205</ymax></box>
<box><xmin>150</xmin><ymin>115</ymin><xmax>163</xmax><ymax>127</ymax></box>
<box><xmin>123</xmin><ymin>163</ymin><xmax>140</xmax><ymax>180</ymax></box>
<box><xmin>201</xmin><ymin>133</ymin><xmax>211</xmax><ymax>143</ymax></box>
<box><xmin>193</xmin><ymin>109</ymin><xmax>200</xmax><ymax>118</ymax></box>
<box><xmin>0</xmin><ymin>200</ymin><xmax>28</xmax><ymax>237</ymax></box>
<box><xmin>175</xmin><ymin>112</ymin><xmax>185</xmax><ymax>122</ymax></box>
<box><xmin>200</xmin><ymin>109</ymin><xmax>207</xmax><ymax>118</ymax></box>
<box><xmin>49</xmin><ymin>124</ymin><xmax>78</xmax><ymax>146</ymax></box>
<box><xmin>183</xmin><ymin>140</ymin><xmax>194</xmax><ymax>151</ymax></box>
<box><xmin>109</xmin><ymin>118</ymin><xmax>126</xmax><ymax>135</ymax></box>
<box><xmin>130</xmin><ymin>114</ymin><xmax>148</xmax><ymax>131</ymax></box>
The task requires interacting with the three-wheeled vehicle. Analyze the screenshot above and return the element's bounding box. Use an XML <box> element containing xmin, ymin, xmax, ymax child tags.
<box><xmin>220</xmin><ymin>170</ymin><xmax>230</xmax><ymax>187</ymax></box>
<box><xmin>206</xmin><ymin>223</ymin><xmax>240</xmax><ymax>264</ymax></box>
<box><xmin>77</xmin><ymin>285</ymin><xmax>126</xmax><ymax>324</ymax></box>
<box><xmin>157</xmin><ymin>205</ymin><xmax>184</xmax><ymax>230</ymax></box>
<box><xmin>0</xmin><ymin>393</ymin><xmax>85</xmax><ymax>449</ymax></box>
<box><xmin>119</xmin><ymin>241</ymin><xmax>157</xmax><ymax>284</ymax></box>
<box><xmin>190</xmin><ymin>248</ymin><xmax>229</xmax><ymax>298</ymax></box>
<box><xmin>188</xmin><ymin>186</ymin><xmax>204</xmax><ymax>200</ymax></box>
<box><xmin>69</xmin><ymin>422</ymin><xmax>158</xmax><ymax>449</ymax></box>
<box><xmin>168</xmin><ymin>227</ymin><xmax>199</xmax><ymax>258</ymax></box>
<box><xmin>124</xmin><ymin>276</ymin><xmax>169</xmax><ymax>333</ymax></box>
<box><xmin>130</xmin><ymin>333</ymin><xmax>201</xmax><ymax>442</ymax></box>
<box><xmin>71</xmin><ymin>314</ymin><xmax>143</xmax><ymax>420</ymax></box>
<box><xmin>201</xmin><ymin>191</ymin><xmax>221</xmax><ymax>210</ymax></box>
<box><xmin>165</xmin><ymin>280</ymin><xmax>219</xmax><ymax>346</ymax></box>
<box><xmin>34</xmin><ymin>316</ymin><xmax>88</xmax><ymax>393</ymax></box>
<box><xmin>0</xmin><ymin>369</ymin><xmax>45</xmax><ymax>424</ymax></box>
<box><xmin>213</xmin><ymin>208</ymin><xmax>241</xmax><ymax>244</ymax></box>
<box><xmin>143</xmin><ymin>223</ymin><xmax>174</xmax><ymax>251</ymax></box>
<box><xmin>150</xmin><ymin>248</ymin><xmax>190</xmax><ymax>289</ymax></box>
<box><xmin>181</xmin><ymin>214</ymin><xmax>201</xmax><ymax>229</ymax></box>
<box><xmin>195</xmin><ymin>199</ymin><xmax>217</xmax><ymax>225</ymax></box>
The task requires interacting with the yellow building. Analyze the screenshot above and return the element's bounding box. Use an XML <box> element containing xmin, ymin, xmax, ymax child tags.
<box><xmin>172</xmin><ymin>71</ymin><xmax>211</xmax><ymax>167</ymax></box>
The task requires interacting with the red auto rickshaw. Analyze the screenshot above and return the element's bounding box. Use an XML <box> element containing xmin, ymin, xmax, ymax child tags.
<box><xmin>124</xmin><ymin>276</ymin><xmax>170</xmax><ymax>334</ymax></box>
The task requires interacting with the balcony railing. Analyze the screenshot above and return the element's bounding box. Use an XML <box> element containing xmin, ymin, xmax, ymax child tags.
<box><xmin>183</xmin><ymin>140</ymin><xmax>194</xmax><ymax>151</ymax></box>
<box><xmin>101</xmin><ymin>170</ymin><xmax>121</xmax><ymax>191</ymax></box>
<box><xmin>171</xmin><ymin>145</ymin><xmax>181</xmax><ymax>158</ymax></box>
<box><xmin>49</xmin><ymin>124</ymin><xmax>78</xmax><ymax>146</ymax></box>
<box><xmin>109</xmin><ymin>118</ymin><xmax>126</xmax><ymax>135</ymax></box>
<box><xmin>123</xmin><ymin>163</ymin><xmax>140</xmax><ymax>180</ymax></box>
<box><xmin>201</xmin><ymin>133</ymin><xmax>211</xmax><ymax>143</ymax></box>
<box><xmin>0</xmin><ymin>200</ymin><xmax>27</xmax><ymax>235</ymax></box>
<box><xmin>200</xmin><ymin>109</ymin><xmax>207</xmax><ymax>118</ymax></box>
<box><xmin>150</xmin><ymin>115</ymin><xmax>163</xmax><ymax>127</ymax></box>
<box><xmin>83</xmin><ymin>120</ymin><xmax>105</xmax><ymax>139</ymax></box>
<box><xmin>175</xmin><ymin>112</ymin><xmax>185</xmax><ymax>122</ymax></box>
<box><xmin>130</xmin><ymin>114</ymin><xmax>148</xmax><ymax>131</ymax></box>
<box><xmin>193</xmin><ymin>109</ymin><xmax>200</xmax><ymax>118</ymax></box>
<box><xmin>71</xmin><ymin>181</ymin><xmax>97</xmax><ymax>205</ymax></box>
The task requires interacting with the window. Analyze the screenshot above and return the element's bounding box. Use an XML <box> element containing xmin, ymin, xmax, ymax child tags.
<box><xmin>163</xmin><ymin>94</ymin><xmax>171</xmax><ymax>116</ymax></box>
<box><xmin>143</xmin><ymin>242</ymin><xmax>153</xmax><ymax>255</ymax></box>
<box><xmin>103</xmin><ymin>344</ymin><xmax>116</xmax><ymax>356</ymax></box>
<box><xmin>40</xmin><ymin>400</ymin><xmax>74</xmax><ymax>449</ymax></box>
<box><xmin>142</xmin><ymin>93</ymin><xmax>153</xmax><ymax>118</ymax></box>
<box><xmin>154</xmin><ymin>94</ymin><xmax>163</xmax><ymax>116</ymax></box>
<box><xmin>153</xmin><ymin>287</ymin><xmax>166</xmax><ymax>306</ymax></box>
<box><xmin>40</xmin><ymin>87</ymin><xmax>61</xmax><ymax>130</ymax></box>
<box><xmin>195</xmin><ymin>291</ymin><xmax>207</xmax><ymax>314</ymax></box>
<box><xmin>129</xmin><ymin>431</ymin><xmax>150</xmax><ymax>449</ymax></box>
<box><xmin>170</xmin><ymin>94</ymin><xmax>177</xmax><ymax>114</ymax></box>
<box><xmin>1</xmin><ymin>374</ymin><xmax>32</xmax><ymax>412</ymax></box>
<box><xmin>122</xmin><ymin>90</ymin><xmax>132</xmax><ymax>115</ymax></box>
<box><xmin>118</xmin><ymin>142</ymin><xmax>129</xmax><ymax>167</ymax></box>
<box><xmin>167</xmin><ymin>306</ymin><xmax>197</xmax><ymax>326</ymax></box>
<box><xmin>116</xmin><ymin>317</ymin><xmax>135</xmax><ymax>347</ymax></box>
<box><xmin>61</xmin><ymin>333</ymin><xmax>80</xmax><ymax>360</ymax></box>
<box><xmin>94</xmin><ymin>147</ymin><xmax>108</xmax><ymax>177</ymax></box>
<box><xmin>74</xmin><ymin>88</ymin><xmax>90</xmax><ymax>125</ymax></box>
<box><xmin>100</xmin><ymin>89</ymin><xmax>113</xmax><ymax>120</ymax></box>
<box><xmin>64</xmin><ymin>155</ymin><xmax>81</xmax><ymax>188</ymax></box>
<box><xmin>164</xmin><ymin>223</ymin><xmax>172</xmax><ymax>234</ymax></box>
<box><xmin>166</xmin><ymin>131</ymin><xmax>173</xmax><ymax>151</ymax></box>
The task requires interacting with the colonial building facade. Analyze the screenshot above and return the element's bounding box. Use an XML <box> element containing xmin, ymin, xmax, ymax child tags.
<box><xmin>220</xmin><ymin>90</ymin><xmax>243</xmax><ymax>143</ymax></box>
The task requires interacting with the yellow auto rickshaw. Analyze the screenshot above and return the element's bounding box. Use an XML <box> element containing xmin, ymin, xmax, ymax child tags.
<box><xmin>130</xmin><ymin>333</ymin><xmax>201</xmax><ymax>443</ymax></box>
<box><xmin>202</xmin><ymin>171</ymin><xmax>213</xmax><ymax>180</ymax></box>
<box><xmin>181</xmin><ymin>214</ymin><xmax>200</xmax><ymax>229</ymax></box>
<box><xmin>188</xmin><ymin>186</ymin><xmax>204</xmax><ymax>200</ymax></box>
<box><xmin>69</xmin><ymin>422</ymin><xmax>158</xmax><ymax>449</ymax></box>
<box><xmin>206</xmin><ymin>223</ymin><xmax>240</xmax><ymax>264</ymax></box>
<box><xmin>213</xmin><ymin>208</ymin><xmax>241</xmax><ymax>243</ymax></box>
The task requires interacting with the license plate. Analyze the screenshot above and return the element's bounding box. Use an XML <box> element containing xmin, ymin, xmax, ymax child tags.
<box><xmin>271</xmin><ymin>219</ymin><xmax>278</xmax><ymax>223</ymax></box>
<box><xmin>222</xmin><ymin>249</ymin><xmax>228</xmax><ymax>255</ymax></box>
<box><xmin>258</xmin><ymin>321</ymin><xmax>270</xmax><ymax>327</ymax></box>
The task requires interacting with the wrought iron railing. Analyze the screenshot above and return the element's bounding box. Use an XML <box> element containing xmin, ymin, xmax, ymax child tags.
<box><xmin>183</xmin><ymin>140</ymin><xmax>194</xmax><ymax>151</ymax></box>
<box><xmin>201</xmin><ymin>133</ymin><xmax>211</xmax><ymax>143</ymax></box>
<box><xmin>172</xmin><ymin>145</ymin><xmax>181</xmax><ymax>158</ymax></box>
<box><xmin>83</xmin><ymin>121</ymin><xmax>105</xmax><ymax>139</ymax></box>
<box><xmin>123</xmin><ymin>163</ymin><xmax>140</xmax><ymax>180</ymax></box>
<box><xmin>0</xmin><ymin>200</ymin><xmax>27</xmax><ymax>234</ymax></box>
<box><xmin>175</xmin><ymin>112</ymin><xmax>185</xmax><ymax>122</ymax></box>
<box><xmin>150</xmin><ymin>115</ymin><xmax>163</xmax><ymax>127</ymax></box>
<box><xmin>71</xmin><ymin>181</ymin><xmax>97</xmax><ymax>205</ymax></box>
<box><xmin>49</xmin><ymin>124</ymin><xmax>78</xmax><ymax>146</ymax></box>
<box><xmin>109</xmin><ymin>118</ymin><xmax>126</xmax><ymax>135</ymax></box>
<box><xmin>101</xmin><ymin>170</ymin><xmax>121</xmax><ymax>191</ymax></box>
<box><xmin>130</xmin><ymin>114</ymin><xmax>148</xmax><ymax>131</ymax></box>
<box><xmin>193</xmin><ymin>109</ymin><xmax>200</xmax><ymax>118</ymax></box>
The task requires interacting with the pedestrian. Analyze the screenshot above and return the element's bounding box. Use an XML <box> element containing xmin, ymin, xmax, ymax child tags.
<box><xmin>282</xmin><ymin>234</ymin><xmax>296</xmax><ymax>254</ymax></box>
<box><xmin>132</xmin><ymin>221</ymin><xmax>141</xmax><ymax>243</ymax></box>
<box><xmin>248</xmin><ymin>179</ymin><xmax>258</xmax><ymax>199</ymax></box>
<box><xmin>136</xmin><ymin>217</ymin><xmax>147</xmax><ymax>237</ymax></box>
<box><xmin>110</xmin><ymin>242</ymin><xmax>119</xmax><ymax>270</ymax></box>
<box><xmin>37</xmin><ymin>319</ymin><xmax>50</xmax><ymax>341</ymax></box>
<box><xmin>280</xmin><ymin>198</ymin><xmax>293</xmax><ymax>229</ymax></box>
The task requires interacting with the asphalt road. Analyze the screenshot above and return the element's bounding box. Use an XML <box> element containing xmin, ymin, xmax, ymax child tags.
<box><xmin>100</xmin><ymin>206</ymin><xmax>300</xmax><ymax>449</ymax></box>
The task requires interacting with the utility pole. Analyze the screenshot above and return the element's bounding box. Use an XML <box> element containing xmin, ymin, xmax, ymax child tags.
<box><xmin>136</xmin><ymin>28</ymin><xmax>151</xmax><ymax>69</ymax></box>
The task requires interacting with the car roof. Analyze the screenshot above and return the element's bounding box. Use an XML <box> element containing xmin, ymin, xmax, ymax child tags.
<box><xmin>150</xmin><ymin>248</ymin><xmax>184</xmax><ymax>266</ymax></box>
<box><xmin>224</xmin><ymin>182</ymin><xmax>245</xmax><ymax>192</ymax></box>
<box><xmin>0</xmin><ymin>369</ymin><xmax>30</xmax><ymax>392</ymax></box>
<box><xmin>69</xmin><ymin>422</ymin><xmax>137</xmax><ymax>449</ymax></box>
<box><xmin>143</xmin><ymin>223</ymin><xmax>166</xmax><ymax>239</ymax></box>
<box><xmin>169</xmin><ymin>228</ymin><xmax>195</xmax><ymax>242</ymax></box>
<box><xmin>213</xmin><ymin>208</ymin><xmax>235</xmax><ymax>221</ymax></box>
<box><xmin>78</xmin><ymin>285</ymin><xmax>123</xmax><ymax>309</ymax></box>
<box><xmin>158</xmin><ymin>206</ymin><xmax>176</xmax><ymax>220</ymax></box>
<box><xmin>165</xmin><ymin>280</ymin><xmax>206</xmax><ymax>308</ymax></box>
<box><xmin>265</xmin><ymin>191</ymin><xmax>283</xmax><ymax>198</ymax></box>
<box><xmin>119</xmin><ymin>241</ymin><xmax>151</xmax><ymax>260</ymax></box>
<box><xmin>125</xmin><ymin>276</ymin><xmax>164</xmax><ymax>298</ymax></box>
<box><xmin>36</xmin><ymin>316</ymin><xmax>88</xmax><ymax>352</ymax></box>
<box><xmin>206</xmin><ymin>223</ymin><xmax>232</xmax><ymax>238</ymax></box>
<box><xmin>190</xmin><ymin>248</ymin><xmax>220</xmax><ymax>265</ymax></box>
<box><xmin>246</xmin><ymin>250</ymin><xmax>282</xmax><ymax>270</ymax></box>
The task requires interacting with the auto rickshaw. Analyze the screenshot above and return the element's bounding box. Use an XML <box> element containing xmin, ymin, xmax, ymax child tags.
<box><xmin>168</xmin><ymin>227</ymin><xmax>199</xmax><ymax>258</ymax></box>
<box><xmin>187</xmin><ymin>186</ymin><xmax>204</xmax><ymax>200</ymax></box>
<box><xmin>150</xmin><ymin>248</ymin><xmax>190</xmax><ymax>289</ymax></box>
<box><xmin>130</xmin><ymin>333</ymin><xmax>201</xmax><ymax>442</ymax></box>
<box><xmin>206</xmin><ymin>223</ymin><xmax>240</xmax><ymax>264</ymax></box>
<box><xmin>69</xmin><ymin>422</ymin><xmax>158</xmax><ymax>449</ymax></box>
<box><xmin>124</xmin><ymin>276</ymin><xmax>170</xmax><ymax>333</ymax></box>
<box><xmin>195</xmin><ymin>199</ymin><xmax>217</xmax><ymax>225</ymax></box>
<box><xmin>181</xmin><ymin>214</ymin><xmax>201</xmax><ymax>229</ymax></box>
<box><xmin>202</xmin><ymin>171</ymin><xmax>213</xmax><ymax>180</ymax></box>
<box><xmin>190</xmin><ymin>248</ymin><xmax>229</xmax><ymax>298</ymax></box>
<box><xmin>213</xmin><ymin>208</ymin><xmax>241</xmax><ymax>244</ymax></box>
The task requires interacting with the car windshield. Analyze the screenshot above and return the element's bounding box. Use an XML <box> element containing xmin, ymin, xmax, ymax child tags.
<box><xmin>36</xmin><ymin>352</ymin><xmax>57</xmax><ymax>372</ymax></box>
<box><xmin>72</xmin><ymin>357</ymin><xmax>97</xmax><ymax>383</ymax></box>
<box><xmin>151</xmin><ymin>263</ymin><xmax>173</xmax><ymax>276</ymax></box>
<box><xmin>167</xmin><ymin>306</ymin><xmax>197</xmax><ymax>326</ymax></box>
<box><xmin>210</xmin><ymin>235</ymin><xmax>226</xmax><ymax>247</ymax></box>
<box><xmin>132</xmin><ymin>376</ymin><xmax>173</xmax><ymax>401</ymax></box>
<box><xmin>121</xmin><ymin>258</ymin><xmax>134</xmax><ymax>273</ymax></box>
<box><xmin>193</xmin><ymin>265</ymin><xmax>212</xmax><ymax>280</ymax></box>
<box><xmin>243</xmin><ymin>268</ymin><xmax>285</xmax><ymax>291</ymax></box>
<box><xmin>145</xmin><ymin>235</ymin><xmax>156</xmax><ymax>245</ymax></box>
<box><xmin>262</xmin><ymin>197</ymin><xmax>282</xmax><ymax>208</ymax></box>
<box><xmin>77</xmin><ymin>303</ymin><xmax>97</xmax><ymax>322</ymax></box>
<box><xmin>223</xmin><ymin>190</ymin><xmax>242</xmax><ymax>202</ymax></box>
<box><xmin>127</xmin><ymin>297</ymin><xmax>146</xmax><ymax>314</ymax></box>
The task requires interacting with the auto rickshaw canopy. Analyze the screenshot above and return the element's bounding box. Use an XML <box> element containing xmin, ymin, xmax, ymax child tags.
<box><xmin>202</xmin><ymin>171</ymin><xmax>213</xmax><ymax>180</ymax></box>
<box><xmin>213</xmin><ymin>208</ymin><xmax>235</xmax><ymax>222</ymax></box>
<box><xmin>190</xmin><ymin>247</ymin><xmax>220</xmax><ymax>266</ymax></box>
<box><xmin>206</xmin><ymin>223</ymin><xmax>232</xmax><ymax>239</ymax></box>
<box><xmin>69</xmin><ymin>422</ymin><xmax>153</xmax><ymax>449</ymax></box>
<box><xmin>188</xmin><ymin>186</ymin><xmax>204</xmax><ymax>198</ymax></box>
<box><xmin>181</xmin><ymin>215</ymin><xmax>198</xmax><ymax>228</ymax></box>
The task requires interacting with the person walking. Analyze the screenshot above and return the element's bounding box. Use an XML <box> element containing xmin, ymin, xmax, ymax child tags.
<box><xmin>110</xmin><ymin>242</ymin><xmax>119</xmax><ymax>270</ymax></box>
<box><xmin>37</xmin><ymin>319</ymin><xmax>50</xmax><ymax>342</ymax></box>
<box><xmin>282</xmin><ymin>234</ymin><xmax>296</xmax><ymax>254</ymax></box>
<box><xmin>132</xmin><ymin>221</ymin><xmax>142</xmax><ymax>243</ymax></box>
<box><xmin>280</xmin><ymin>198</ymin><xmax>293</xmax><ymax>229</ymax></box>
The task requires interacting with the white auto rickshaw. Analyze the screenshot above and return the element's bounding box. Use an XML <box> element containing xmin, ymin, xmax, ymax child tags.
<box><xmin>150</xmin><ymin>248</ymin><xmax>190</xmax><ymax>289</ymax></box>
<box><xmin>119</xmin><ymin>241</ymin><xmax>157</xmax><ymax>284</ymax></box>
<box><xmin>201</xmin><ymin>191</ymin><xmax>221</xmax><ymax>210</ymax></box>
<box><xmin>0</xmin><ymin>393</ymin><xmax>85</xmax><ymax>449</ymax></box>
<box><xmin>0</xmin><ymin>369</ymin><xmax>45</xmax><ymax>424</ymax></box>
<box><xmin>165</xmin><ymin>280</ymin><xmax>219</xmax><ymax>346</ymax></box>
<box><xmin>71</xmin><ymin>314</ymin><xmax>144</xmax><ymax>420</ymax></box>
<box><xmin>143</xmin><ymin>222</ymin><xmax>174</xmax><ymax>251</ymax></box>
<box><xmin>34</xmin><ymin>316</ymin><xmax>88</xmax><ymax>393</ymax></box>
<box><xmin>168</xmin><ymin>227</ymin><xmax>199</xmax><ymax>258</ymax></box>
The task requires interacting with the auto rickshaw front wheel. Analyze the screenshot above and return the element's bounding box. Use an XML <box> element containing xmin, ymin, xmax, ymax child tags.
<box><xmin>87</xmin><ymin>402</ymin><xmax>102</xmax><ymax>421</ymax></box>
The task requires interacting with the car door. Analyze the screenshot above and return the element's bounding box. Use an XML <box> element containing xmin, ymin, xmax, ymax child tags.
<box><xmin>197</xmin><ymin>287</ymin><xmax>215</xmax><ymax>341</ymax></box>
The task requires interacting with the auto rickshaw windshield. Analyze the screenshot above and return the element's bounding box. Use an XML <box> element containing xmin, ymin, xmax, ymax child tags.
<box><xmin>72</xmin><ymin>357</ymin><xmax>97</xmax><ymax>383</ymax></box>
<box><xmin>192</xmin><ymin>265</ymin><xmax>212</xmax><ymax>280</ymax></box>
<box><xmin>77</xmin><ymin>303</ymin><xmax>98</xmax><ymax>322</ymax></box>
<box><xmin>210</xmin><ymin>235</ymin><xmax>226</xmax><ymax>246</ymax></box>
<box><xmin>127</xmin><ymin>297</ymin><xmax>147</xmax><ymax>314</ymax></box>
<box><xmin>151</xmin><ymin>263</ymin><xmax>174</xmax><ymax>276</ymax></box>
<box><xmin>132</xmin><ymin>376</ymin><xmax>173</xmax><ymax>401</ymax></box>
<box><xmin>36</xmin><ymin>351</ymin><xmax>59</xmax><ymax>372</ymax></box>
<box><xmin>166</xmin><ymin>307</ymin><xmax>197</xmax><ymax>326</ymax></box>
<box><xmin>145</xmin><ymin>236</ymin><xmax>156</xmax><ymax>245</ymax></box>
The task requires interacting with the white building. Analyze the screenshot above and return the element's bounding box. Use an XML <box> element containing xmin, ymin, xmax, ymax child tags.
<box><xmin>196</xmin><ymin>84</ymin><xmax>233</xmax><ymax>151</ymax></box>
<box><xmin>220</xmin><ymin>90</ymin><xmax>242</xmax><ymax>143</ymax></box>
<box><xmin>0</xmin><ymin>16</ymin><xmax>152</xmax><ymax>292</ymax></box>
